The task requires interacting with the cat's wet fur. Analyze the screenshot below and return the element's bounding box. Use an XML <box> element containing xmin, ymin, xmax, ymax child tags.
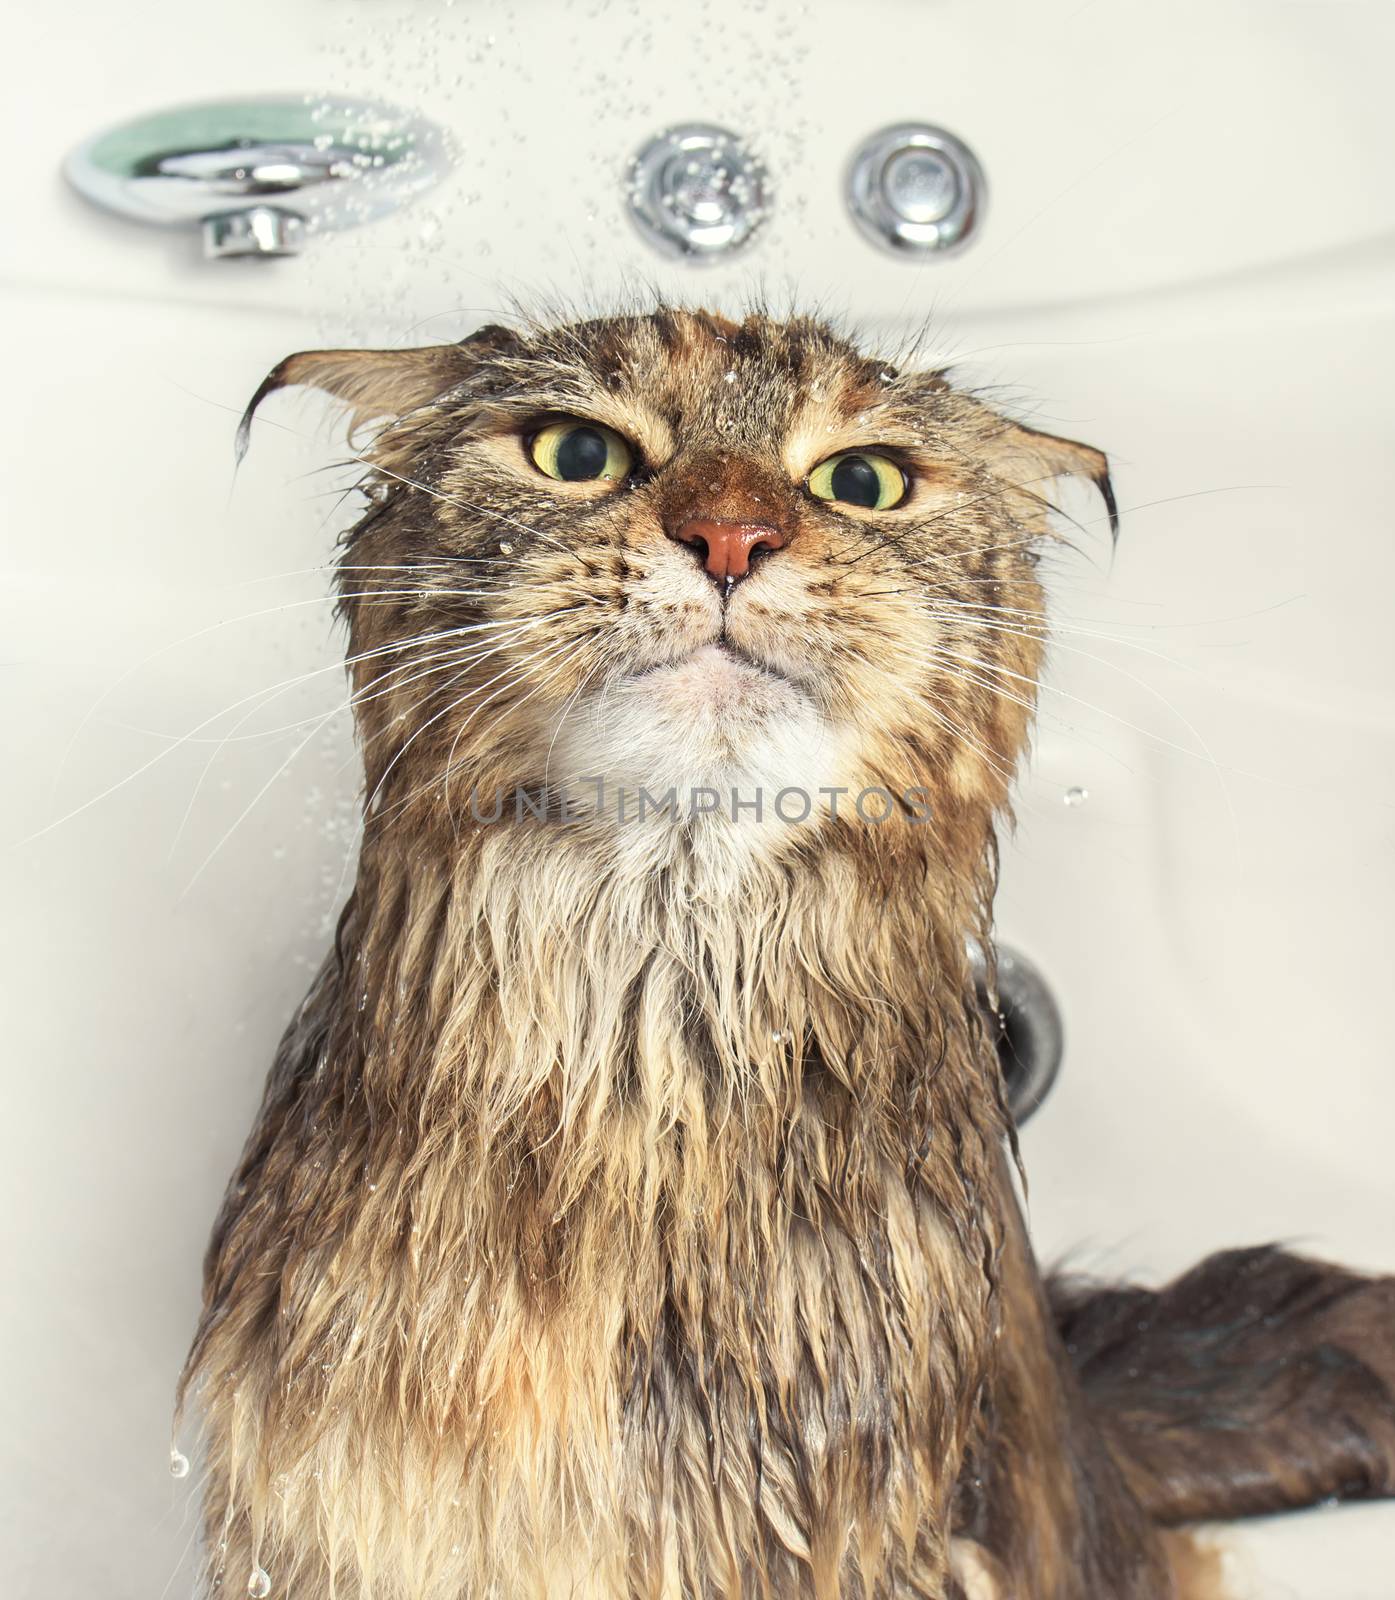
<box><xmin>182</xmin><ymin>308</ymin><xmax>1394</xmax><ymax>1599</ymax></box>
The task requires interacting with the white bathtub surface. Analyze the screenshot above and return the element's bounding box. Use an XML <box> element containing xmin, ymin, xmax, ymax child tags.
<box><xmin>3</xmin><ymin>1</ymin><xmax>1393</xmax><ymax>1595</ymax></box>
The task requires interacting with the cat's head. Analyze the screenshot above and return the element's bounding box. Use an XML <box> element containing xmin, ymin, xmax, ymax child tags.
<box><xmin>246</xmin><ymin>309</ymin><xmax>1111</xmax><ymax>856</ymax></box>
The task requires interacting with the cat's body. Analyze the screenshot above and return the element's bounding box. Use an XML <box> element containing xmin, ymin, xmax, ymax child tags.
<box><xmin>183</xmin><ymin>310</ymin><xmax>1395</xmax><ymax>1599</ymax></box>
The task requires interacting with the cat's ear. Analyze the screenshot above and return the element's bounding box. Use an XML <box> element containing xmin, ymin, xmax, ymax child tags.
<box><xmin>978</xmin><ymin>411</ymin><xmax>1118</xmax><ymax>543</ymax></box>
<box><xmin>235</xmin><ymin>323</ymin><xmax>520</xmax><ymax>461</ymax></box>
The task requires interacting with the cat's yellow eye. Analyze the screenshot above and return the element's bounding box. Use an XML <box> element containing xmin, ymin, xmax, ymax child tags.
<box><xmin>528</xmin><ymin>420</ymin><xmax>634</xmax><ymax>485</ymax></box>
<box><xmin>807</xmin><ymin>451</ymin><xmax>908</xmax><ymax>511</ymax></box>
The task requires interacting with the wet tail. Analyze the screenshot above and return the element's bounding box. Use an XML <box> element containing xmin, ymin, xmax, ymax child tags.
<box><xmin>1050</xmin><ymin>1246</ymin><xmax>1395</xmax><ymax>1526</ymax></box>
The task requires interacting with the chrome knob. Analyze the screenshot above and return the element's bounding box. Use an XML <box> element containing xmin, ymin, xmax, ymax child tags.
<box><xmin>846</xmin><ymin>124</ymin><xmax>985</xmax><ymax>257</ymax></box>
<box><xmin>626</xmin><ymin>124</ymin><xmax>770</xmax><ymax>261</ymax></box>
<box><xmin>64</xmin><ymin>96</ymin><xmax>451</xmax><ymax>259</ymax></box>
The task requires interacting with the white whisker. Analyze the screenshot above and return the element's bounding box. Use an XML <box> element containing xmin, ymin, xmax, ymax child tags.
<box><xmin>365</xmin><ymin>636</ymin><xmax>577</xmax><ymax>825</ymax></box>
<box><xmin>166</xmin><ymin>622</ymin><xmax>559</xmax><ymax>861</ymax></box>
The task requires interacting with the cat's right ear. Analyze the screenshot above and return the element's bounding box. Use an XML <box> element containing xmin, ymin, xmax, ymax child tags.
<box><xmin>235</xmin><ymin>323</ymin><xmax>520</xmax><ymax>462</ymax></box>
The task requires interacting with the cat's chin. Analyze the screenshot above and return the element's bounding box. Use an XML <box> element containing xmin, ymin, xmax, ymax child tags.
<box><xmin>548</xmin><ymin>644</ymin><xmax>848</xmax><ymax>815</ymax></box>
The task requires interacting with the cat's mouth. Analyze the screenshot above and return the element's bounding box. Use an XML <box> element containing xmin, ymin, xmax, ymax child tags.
<box><xmin>606</xmin><ymin>634</ymin><xmax>831</xmax><ymax>758</ymax></box>
<box><xmin>715</xmin><ymin>634</ymin><xmax>791</xmax><ymax>675</ymax></box>
<box><xmin>696</xmin><ymin>637</ymin><xmax>792</xmax><ymax>684</ymax></box>
<box><xmin>625</xmin><ymin>636</ymin><xmax>794</xmax><ymax>691</ymax></box>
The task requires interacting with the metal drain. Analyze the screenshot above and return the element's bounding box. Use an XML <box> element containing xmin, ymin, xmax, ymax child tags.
<box><xmin>973</xmin><ymin>945</ymin><xmax>1064</xmax><ymax>1125</ymax></box>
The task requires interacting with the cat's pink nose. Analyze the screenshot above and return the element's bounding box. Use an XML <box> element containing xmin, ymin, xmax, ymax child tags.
<box><xmin>667</xmin><ymin>519</ymin><xmax>787</xmax><ymax>585</ymax></box>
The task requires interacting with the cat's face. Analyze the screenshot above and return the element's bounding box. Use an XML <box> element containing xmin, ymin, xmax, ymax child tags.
<box><xmin>250</xmin><ymin>310</ymin><xmax>1110</xmax><ymax>844</ymax></box>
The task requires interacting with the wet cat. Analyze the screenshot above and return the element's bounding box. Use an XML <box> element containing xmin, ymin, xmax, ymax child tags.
<box><xmin>181</xmin><ymin>309</ymin><xmax>1395</xmax><ymax>1599</ymax></box>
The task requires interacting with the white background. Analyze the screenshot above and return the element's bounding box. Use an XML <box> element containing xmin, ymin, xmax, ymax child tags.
<box><xmin>2</xmin><ymin>2</ymin><xmax>1392</xmax><ymax>1594</ymax></box>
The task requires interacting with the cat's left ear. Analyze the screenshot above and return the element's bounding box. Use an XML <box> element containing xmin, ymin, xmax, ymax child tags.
<box><xmin>235</xmin><ymin>323</ymin><xmax>520</xmax><ymax>461</ymax></box>
<box><xmin>979</xmin><ymin>412</ymin><xmax>1118</xmax><ymax>543</ymax></box>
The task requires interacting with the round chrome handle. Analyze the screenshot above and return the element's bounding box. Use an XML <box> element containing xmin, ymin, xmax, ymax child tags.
<box><xmin>626</xmin><ymin>123</ymin><xmax>770</xmax><ymax>261</ymax></box>
<box><xmin>64</xmin><ymin>96</ymin><xmax>451</xmax><ymax>258</ymax></box>
<box><xmin>846</xmin><ymin>124</ymin><xmax>985</xmax><ymax>257</ymax></box>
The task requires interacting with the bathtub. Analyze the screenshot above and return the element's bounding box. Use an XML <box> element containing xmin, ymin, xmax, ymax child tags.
<box><xmin>4</xmin><ymin>0</ymin><xmax>1392</xmax><ymax>1594</ymax></box>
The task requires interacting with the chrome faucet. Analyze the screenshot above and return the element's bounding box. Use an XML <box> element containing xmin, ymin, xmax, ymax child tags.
<box><xmin>65</xmin><ymin>95</ymin><xmax>451</xmax><ymax>259</ymax></box>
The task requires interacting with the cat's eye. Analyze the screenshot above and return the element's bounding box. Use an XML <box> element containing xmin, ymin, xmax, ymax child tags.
<box><xmin>807</xmin><ymin>451</ymin><xmax>908</xmax><ymax>511</ymax></box>
<box><xmin>528</xmin><ymin>420</ymin><xmax>634</xmax><ymax>484</ymax></box>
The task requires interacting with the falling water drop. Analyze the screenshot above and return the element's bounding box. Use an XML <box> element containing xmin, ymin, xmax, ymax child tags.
<box><xmin>169</xmin><ymin>1448</ymin><xmax>190</xmax><ymax>1479</ymax></box>
<box><xmin>248</xmin><ymin>1566</ymin><xmax>272</xmax><ymax>1598</ymax></box>
<box><xmin>1063</xmin><ymin>786</ymin><xmax>1089</xmax><ymax>808</ymax></box>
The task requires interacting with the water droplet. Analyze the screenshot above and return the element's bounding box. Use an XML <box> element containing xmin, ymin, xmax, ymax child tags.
<box><xmin>498</xmin><ymin>541</ymin><xmax>514</xmax><ymax>555</ymax></box>
<box><xmin>1063</xmin><ymin>786</ymin><xmax>1089</xmax><ymax>808</ymax></box>
<box><xmin>169</xmin><ymin>1448</ymin><xmax>190</xmax><ymax>1479</ymax></box>
<box><xmin>248</xmin><ymin>1567</ymin><xmax>272</xmax><ymax>1599</ymax></box>
<box><xmin>723</xmin><ymin>369</ymin><xmax>737</xmax><ymax>384</ymax></box>
<box><xmin>771</xmin><ymin>1030</ymin><xmax>784</xmax><ymax>1043</ymax></box>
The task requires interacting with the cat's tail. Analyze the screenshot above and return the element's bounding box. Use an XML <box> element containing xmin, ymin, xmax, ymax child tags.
<box><xmin>1049</xmin><ymin>1245</ymin><xmax>1395</xmax><ymax>1526</ymax></box>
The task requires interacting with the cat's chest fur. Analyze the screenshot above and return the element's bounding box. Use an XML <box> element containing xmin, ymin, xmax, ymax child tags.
<box><xmin>283</xmin><ymin>1097</ymin><xmax>993</xmax><ymax>1599</ymax></box>
<box><xmin>190</xmin><ymin>830</ymin><xmax>1005</xmax><ymax>1598</ymax></box>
